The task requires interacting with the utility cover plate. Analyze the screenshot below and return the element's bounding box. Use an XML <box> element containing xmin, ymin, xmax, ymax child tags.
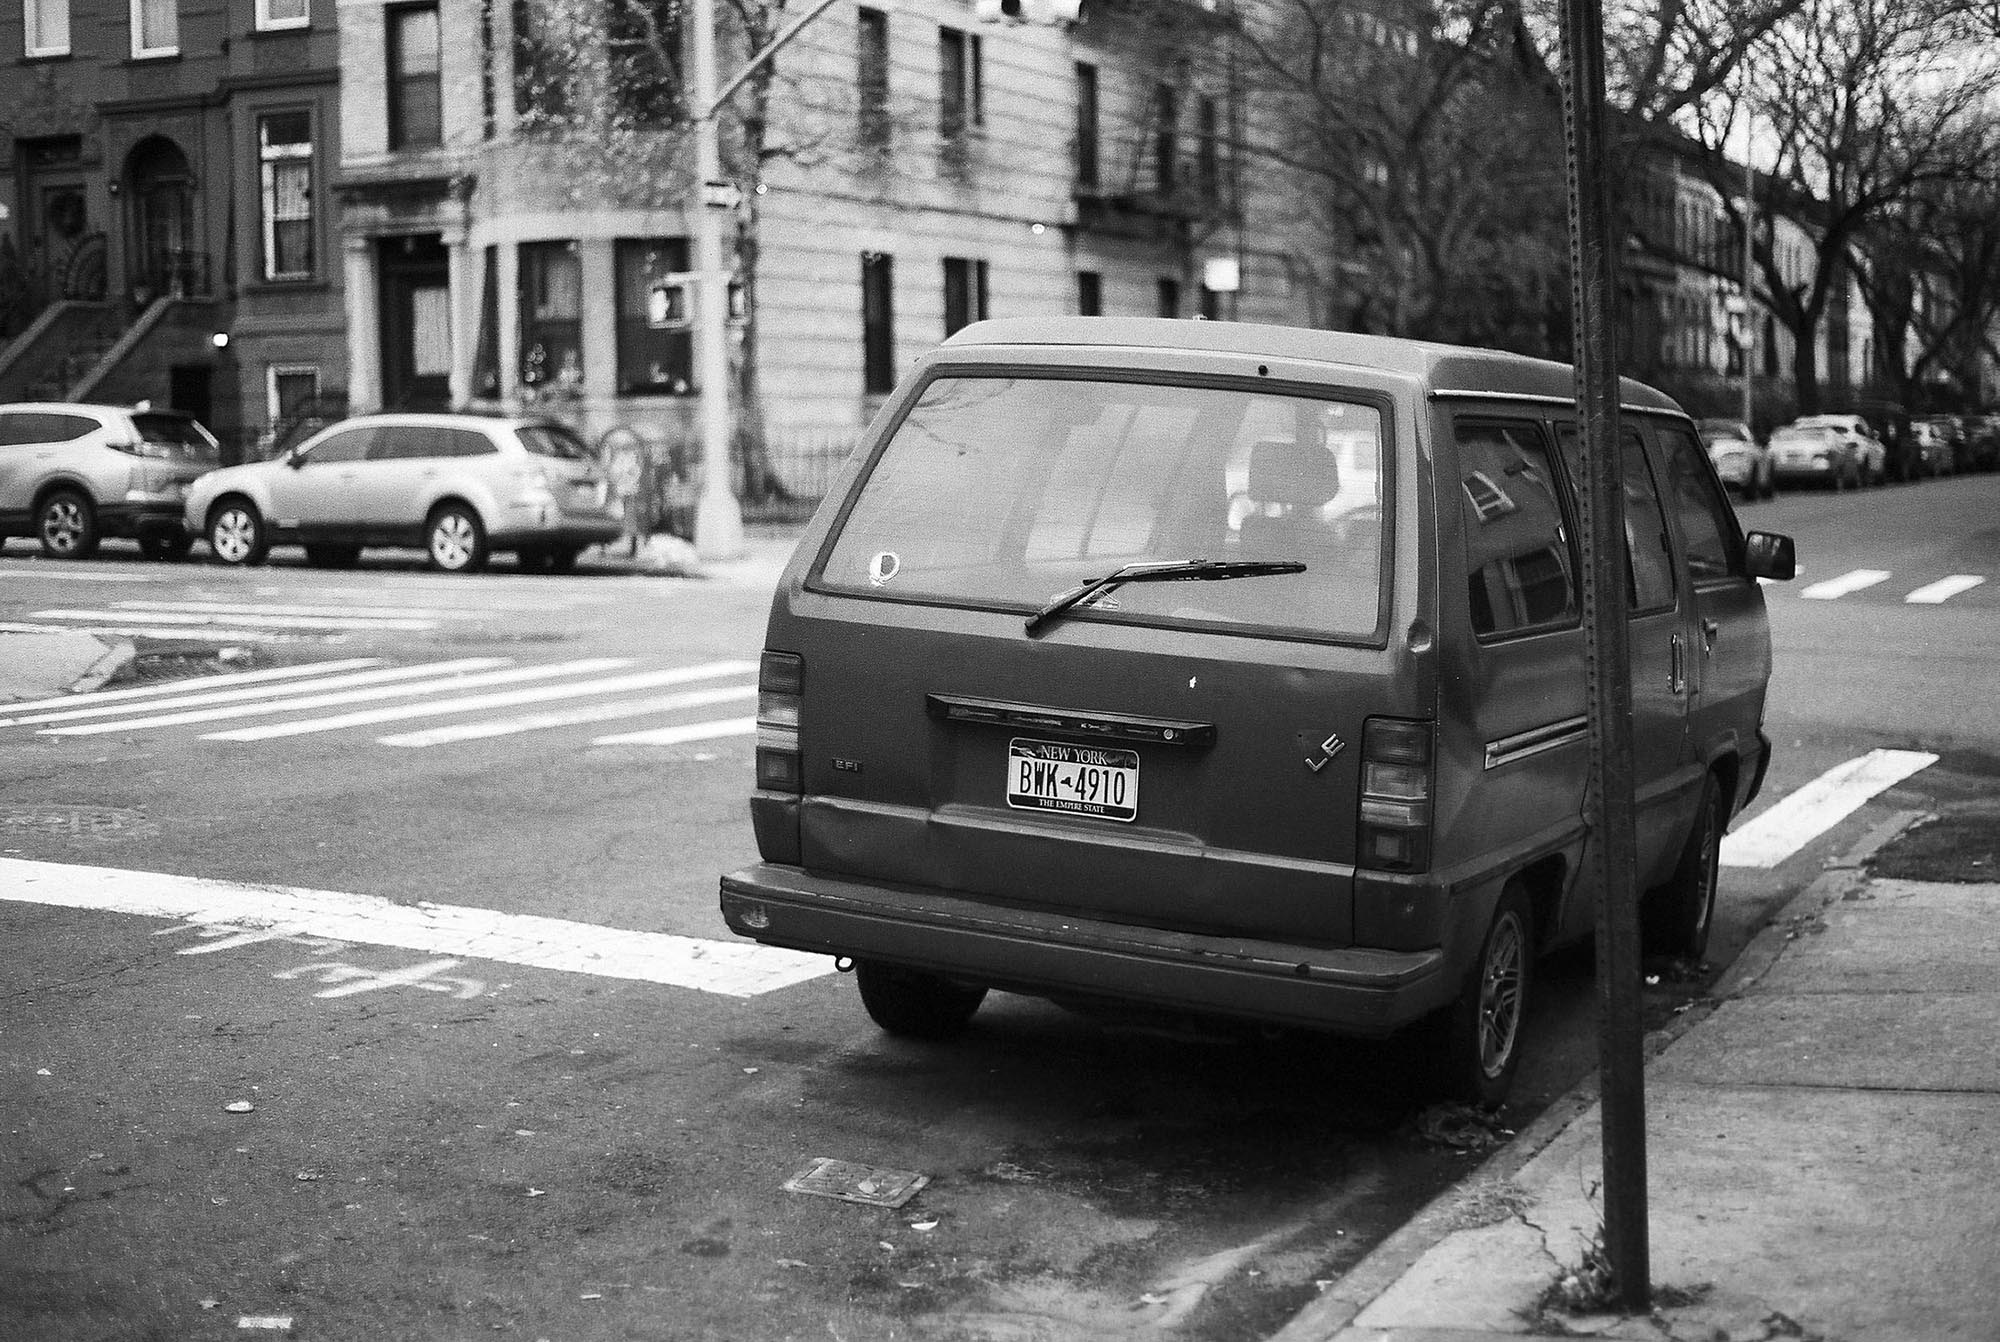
<box><xmin>783</xmin><ymin>1158</ymin><xmax>928</xmax><ymax>1208</ymax></box>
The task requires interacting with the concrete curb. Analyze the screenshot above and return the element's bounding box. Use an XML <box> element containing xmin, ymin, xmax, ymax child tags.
<box><xmin>68</xmin><ymin>638</ymin><xmax>137</xmax><ymax>694</ymax></box>
<box><xmin>1268</xmin><ymin>813</ymin><xmax>1927</xmax><ymax>1342</ymax></box>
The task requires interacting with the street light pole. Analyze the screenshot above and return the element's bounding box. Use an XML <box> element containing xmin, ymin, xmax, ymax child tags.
<box><xmin>1740</xmin><ymin>109</ymin><xmax>1756</xmax><ymax>433</ymax></box>
<box><xmin>690</xmin><ymin>0</ymin><xmax>746</xmax><ymax>561</ymax></box>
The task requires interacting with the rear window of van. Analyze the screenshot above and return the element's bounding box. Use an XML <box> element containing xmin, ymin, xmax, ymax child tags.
<box><xmin>818</xmin><ymin>375</ymin><xmax>1388</xmax><ymax>640</ymax></box>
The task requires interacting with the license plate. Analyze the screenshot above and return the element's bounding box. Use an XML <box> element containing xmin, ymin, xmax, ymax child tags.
<box><xmin>1006</xmin><ymin>738</ymin><xmax>1138</xmax><ymax>822</ymax></box>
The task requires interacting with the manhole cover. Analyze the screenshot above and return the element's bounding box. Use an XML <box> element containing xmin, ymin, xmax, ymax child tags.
<box><xmin>1</xmin><ymin>805</ymin><xmax>160</xmax><ymax>842</ymax></box>
<box><xmin>783</xmin><ymin>1158</ymin><xmax>928</xmax><ymax>1208</ymax></box>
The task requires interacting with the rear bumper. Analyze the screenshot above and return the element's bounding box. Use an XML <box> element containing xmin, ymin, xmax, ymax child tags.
<box><xmin>719</xmin><ymin>862</ymin><xmax>1450</xmax><ymax>1037</ymax></box>
<box><xmin>487</xmin><ymin>519</ymin><xmax>623</xmax><ymax>549</ymax></box>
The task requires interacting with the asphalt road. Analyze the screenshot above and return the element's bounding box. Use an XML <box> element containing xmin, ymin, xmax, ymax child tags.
<box><xmin>3</xmin><ymin>475</ymin><xmax>1996</xmax><ymax>1342</ymax></box>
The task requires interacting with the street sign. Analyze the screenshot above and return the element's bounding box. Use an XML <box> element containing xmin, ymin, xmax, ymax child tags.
<box><xmin>702</xmin><ymin>179</ymin><xmax>744</xmax><ymax>211</ymax></box>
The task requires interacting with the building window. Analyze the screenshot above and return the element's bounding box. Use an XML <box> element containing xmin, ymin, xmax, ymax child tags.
<box><xmin>267</xmin><ymin>364</ymin><xmax>321</xmax><ymax>425</ymax></box>
<box><xmin>131</xmin><ymin>0</ymin><xmax>177</xmax><ymax>57</ymax></box>
<box><xmin>387</xmin><ymin>3</ymin><xmax>443</xmax><ymax>150</ymax></box>
<box><xmin>1074</xmin><ymin>62</ymin><xmax>1098</xmax><ymax>189</ymax></box>
<box><xmin>258</xmin><ymin>112</ymin><xmax>315</xmax><ymax>282</ymax></box>
<box><xmin>1196</xmin><ymin>95</ymin><xmax>1220</xmax><ymax>198</ymax></box>
<box><xmin>474</xmin><ymin>247</ymin><xmax>501</xmax><ymax>397</ymax></box>
<box><xmin>1157</xmin><ymin>278</ymin><xmax>1180</xmax><ymax>319</ymax></box>
<box><xmin>616</xmin><ymin>238</ymin><xmax>694</xmax><ymax>396</ymax></box>
<box><xmin>521</xmin><ymin>240</ymin><xmax>584</xmax><ymax>395</ymax></box>
<box><xmin>862</xmin><ymin>251</ymin><xmax>895</xmax><ymax>395</ymax></box>
<box><xmin>256</xmin><ymin>0</ymin><xmax>307</xmax><ymax>31</ymax></box>
<box><xmin>609</xmin><ymin>0</ymin><xmax>683</xmax><ymax>123</ymax></box>
<box><xmin>512</xmin><ymin>0</ymin><xmax>570</xmax><ymax>122</ymax></box>
<box><xmin>25</xmin><ymin>0</ymin><xmax>70</xmax><ymax>55</ymax></box>
<box><xmin>943</xmin><ymin>257</ymin><xmax>988</xmax><ymax>337</ymax></box>
<box><xmin>1077</xmin><ymin>270</ymin><xmax>1101</xmax><ymax>316</ymax></box>
<box><xmin>1153</xmin><ymin>82</ymin><xmax>1178</xmax><ymax>194</ymax></box>
<box><xmin>857</xmin><ymin>6</ymin><xmax>890</xmax><ymax>150</ymax></box>
<box><xmin>938</xmin><ymin>26</ymin><xmax>982</xmax><ymax>138</ymax></box>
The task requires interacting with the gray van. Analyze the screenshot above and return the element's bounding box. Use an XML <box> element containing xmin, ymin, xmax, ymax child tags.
<box><xmin>721</xmin><ymin>319</ymin><xmax>1796</xmax><ymax>1104</ymax></box>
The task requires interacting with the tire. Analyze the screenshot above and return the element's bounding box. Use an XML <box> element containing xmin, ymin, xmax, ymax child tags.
<box><xmin>138</xmin><ymin>531</ymin><xmax>194</xmax><ymax>561</ymax></box>
<box><xmin>207</xmin><ymin>498</ymin><xmax>270</xmax><ymax>566</ymax></box>
<box><xmin>36</xmin><ymin>489</ymin><xmax>99</xmax><ymax>560</ymax></box>
<box><xmin>1643</xmin><ymin>773</ymin><xmax>1722</xmax><ymax>962</ymax></box>
<box><xmin>515</xmin><ymin>545</ymin><xmax>551</xmax><ymax>573</ymax></box>
<box><xmin>547</xmin><ymin>546</ymin><xmax>580</xmax><ymax>574</ymax></box>
<box><xmin>854</xmin><ymin>961</ymin><xmax>987</xmax><ymax>1040</ymax></box>
<box><xmin>1429</xmin><ymin>882</ymin><xmax>1533</xmax><ymax>1107</ymax></box>
<box><xmin>427</xmin><ymin>504</ymin><xmax>488</xmax><ymax>573</ymax></box>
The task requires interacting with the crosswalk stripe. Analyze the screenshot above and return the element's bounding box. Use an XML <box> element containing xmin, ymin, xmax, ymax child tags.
<box><xmin>3</xmin><ymin>658</ymin><xmax>510</xmax><ymax>728</ymax></box>
<box><xmin>594</xmin><ymin>716</ymin><xmax>758</xmax><ymax>747</ymax></box>
<box><xmin>1904</xmin><ymin>575</ymin><xmax>1985</xmax><ymax>605</ymax></box>
<box><xmin>0</xmin><ymin>657</ymin><xmax>384</xmax><ymax>723</ymax></box>
<box><xmin>30</xmin><ymin>607</ymin><xmax>438</xmax><ymax>631</ymax></box>
<box><xmin>1720</xmin><ymin>748</ymin><xmax>1938</xmax><ymax>868</ymax></box>
<box><xmin>109</xmin><ymin>600</ymin><xmax>494</xmax><ymax>621</ymax></box>
<box><xmin>1799</xmin><ymin>569</ymin><xmax>1890</xmax><ymax>600</ymax></box>
<box><xmin>0</xmin><ymin>856</ymin><xmax>831</xmax><ymax>998</ymax></box>
<box><xmin>202</xmin><ymin>659</ymin><xmax>761</xmax><ymax>742</ymax></box>
<box><xmin>378</xmin><ymin>684</ymin><xmax>756</xmax><ymax>747</ymax></box>
<box><xmin>40</xmin><ymin>658</ymin><xmax>629</xmax><ymax>737</ymax></box>
<box><xmin>0</xmin><ymin>570</ymin><xmax>161</xmax><ymax>583</ymax></box>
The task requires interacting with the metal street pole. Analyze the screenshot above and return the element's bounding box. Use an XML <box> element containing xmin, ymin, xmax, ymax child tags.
<box><xmin>1741</xmin><ymin>107</ymin><xmax>1756</xmax><ymax>432</ymax></box>
<box><xmin>1557</xmin><ymin>0</ymin><xmax>1650</xmax><ymax>1312</ymax></box>
<box><xmin>690</xmin><ymin>0</ymin><xmax>746</xmax><ymax>561</ymax></box>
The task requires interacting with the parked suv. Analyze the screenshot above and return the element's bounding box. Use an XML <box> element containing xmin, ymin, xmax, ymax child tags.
<box><xmin>720</xmin><ymin>319</ymin><xmax>1797</xmax><ymax>1105</ymax></box>
<box><xmin>0</xmin><ymin>403</ymin><xmax>220</xmax><ymax>559</ymax></box>
<box><xmin>185</xmin><ymin>413</ymin><xmax>623</xmax><ymax>572</ymax></box>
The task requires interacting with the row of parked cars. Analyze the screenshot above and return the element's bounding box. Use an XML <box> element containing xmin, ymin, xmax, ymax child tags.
<box><xmin>0</xmin><ymin>403</ymin><xmax>626</xmax><ymax>571</ymax></box>
<box><xmin>1701</xmin><ymin>411</ymin><xmax>2000</xmax><ymax>499</ymax></box>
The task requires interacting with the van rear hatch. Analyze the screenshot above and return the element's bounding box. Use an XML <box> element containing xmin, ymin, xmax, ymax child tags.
<box><xmin>774</xmin><ymin>369</ymin><xmax>1425</xmax><ymax>950</ymax></box>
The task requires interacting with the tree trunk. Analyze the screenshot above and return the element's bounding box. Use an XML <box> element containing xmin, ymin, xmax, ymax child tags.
<box><xmin>1789</xmin><ymin>319</ymin><xmax>1822</xmax><ymax>416</ymax></box>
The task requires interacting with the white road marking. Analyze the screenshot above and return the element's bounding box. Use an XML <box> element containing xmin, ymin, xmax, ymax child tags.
<box><xmin>595</xmin><ymin>717</ymin><xmax>758</xmax><ymax>747</ymax></box>
<box><xmin>0</xmin><ymin>569</ymin><xmax>161</xmax><ymax>582</ymax></box>
<box><xmin>110</xmin><ymin>599</ymin><xmax>495</xmax><ymax>621</ymax></box>
<box><xmin>2</xmin><ymin>658</ymin><xmax>509</xmax><ymax>728</ymax></box>
<box><xmin>378</xmin><ymin>683</ymin><xmax>756</xmax><ymax>747</ymax></box>
<box><xmin>0</xmin><ymin>658</ymin><xmax>383</xmax><ymax>719</ymax></box>
<box><xmin>1798</xmin><ymin>569</ymin><xmax>1891</xmax><ymax>600</ymax></box>
<box><xmin>202</xmin><ymin>659</ymin><xmax>759</xmax><ymax>742</ymax></box>
<box><xmin>30</xmin><ymin>607</ymin><xmax>438</xmax><ymax>631</ymax></box>
<box><xmin>0</xmin><ymin>857</ymin><xmax>830</xmax><ymax>997</ymax></box>
<box><xmin>1720</xmin><ymin>748</ymin><xmax>1938</xmax><ymax>868</ymax></box>
<box><xmin>1904</xmin><ymin>575</ymin><xmax>1985</xmax><ymax>605</ymax></box>
<box><xmin>40</xmin><ymin>658</ymin><xmax>627</xmax><ymax>736</ymax></box>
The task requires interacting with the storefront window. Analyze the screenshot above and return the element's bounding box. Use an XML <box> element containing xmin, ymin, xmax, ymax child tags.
<box><xmin>520</xmin><ymin>240</ymin><xmax>583</xmax><ymax>397</ymax></box>
<box><xmin>615</xmin><ymin>237</ymin><xmax>693</xmax><ymax>396</ymax></box>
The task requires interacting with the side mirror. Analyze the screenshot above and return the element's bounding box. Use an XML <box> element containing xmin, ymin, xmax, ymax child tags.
<box><xmin>1745</xmin><ymin>530</ymin><xmax>1796</xmax><ymax>581</ymax></box>
<box><xmin>284</xmin><ymin>449</ymin><xmax>307</xmax><ymax>470</ymax></box>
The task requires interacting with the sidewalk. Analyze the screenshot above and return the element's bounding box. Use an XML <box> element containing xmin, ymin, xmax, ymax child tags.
<box><xmin>578</xmin><ymin>522</ymin><xmax>804</xmax><ymax>591</ymax></box>
<box><xmin>1278</xmin><ymin>830</ymin><xmax>2000</xmax><ymax>1342</ymax></box>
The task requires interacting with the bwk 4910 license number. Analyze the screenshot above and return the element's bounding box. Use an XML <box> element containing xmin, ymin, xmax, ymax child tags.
<box><xmin>1006</xmin><ymin>738</ymin><xmax>1139</xmax><ymax>822</ymax></box>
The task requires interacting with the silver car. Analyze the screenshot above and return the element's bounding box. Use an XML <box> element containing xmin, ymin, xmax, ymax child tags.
<box><xmin>184</xmin><ymin>413</ymin><xmax>624</xmax><ymax>572</ymax></box>
<box><xmin>0</xmin><ymin>402</ymin><xmax>220</xmax><ymax>559</ymax></box>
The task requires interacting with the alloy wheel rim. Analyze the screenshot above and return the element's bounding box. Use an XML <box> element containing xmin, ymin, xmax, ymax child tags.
<box><xmin>432</xmin><ymin>515</ymin><xmax>474</xmax><ymax>569</ymax></box>
<box><xmin>1478</xmin><ymin>914</ymin><xmax>1524</xmax><ymax>1076</ymax></box>
<box><xmin>42</xmin><ymin>501</ymin><xmax>83</xmax><ymax>553</ymax></box>
<box><xmin>213</xmin><ymin>511</ymin><xmax>254</xmax><ymax>562</ymax></box>
<box><xmin>1693</xmin><ymin>800</ymin><xmax>1720</xmax><ymax>940</ymax></box>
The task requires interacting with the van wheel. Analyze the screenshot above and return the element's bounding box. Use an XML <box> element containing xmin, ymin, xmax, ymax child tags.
<box><xmin>1430</xmin><ymin>883</ymin><xmax>1532</xmax><ymax>1107</ymax></box>
<box><xmin>1643</xmin><ymin>773</ymin><xmax>1722</xmax><ymax>962</ymax></box>
<box><xmin>854</xmin><ymin>962</ymin><xmax>987</xmax><ymax>1040</ymax></box>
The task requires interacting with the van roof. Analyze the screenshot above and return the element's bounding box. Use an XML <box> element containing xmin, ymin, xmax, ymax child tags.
<box><xmin>944</xmin><ymin>318</ymin><xmax>1683</xmax><ymax>415</ymax></box>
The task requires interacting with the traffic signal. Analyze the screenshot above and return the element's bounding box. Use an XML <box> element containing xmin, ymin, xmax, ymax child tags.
<box><xmin>973</xmin><ymin>0</ymin><xmax>1084</xmax><ymax>24</ymax></box>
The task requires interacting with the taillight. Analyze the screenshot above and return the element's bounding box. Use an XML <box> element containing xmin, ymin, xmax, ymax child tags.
<box><xmin>755</xmin><ymin>650</ymin><xmax>803</xmax><ymax>792</ymax></box>
<box><xmin>1358</xmin><ymin>717</ymin><xmax>1432</xmax><ymax>872</ymax></box>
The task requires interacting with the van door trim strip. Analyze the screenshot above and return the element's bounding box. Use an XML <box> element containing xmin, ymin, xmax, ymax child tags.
<box><xmin>1485</xmin><ymin>716</ymin><xmax>1589</xmax><ymax>770</ymax></box>
<box><xmin>1430</xmin><ymin>389</ymin><xmax>1679</xmax><ymax>418</ymax></box>
<box><xmin>926</xmin><ymin>693</ymin><xmax>1215</xmax><ymax>747</ymax></box>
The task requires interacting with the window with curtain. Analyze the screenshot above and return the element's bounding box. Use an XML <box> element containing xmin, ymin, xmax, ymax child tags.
<box><xmin>258</xmin><ymin>112</ymin><xmax>315</xmax><ymax>282</ymax></box>
<box><xmin>26</xmin><ymin>0</ymin><xmax>70</xmax><ymax>55</ymax></box>
<box><xmin>521</xmin><ymin>241</ymin><xmax>584</xmax><ymax>394</ymax></box>
<box><xmin>387</xmin><ymin>3</ymin><xmax>443</xmax><ymax>150</ymax></box>
<box><xmin>131</xmin><ymin>0</ymin><xmax>177</xmax><ymax>55</ymax></box>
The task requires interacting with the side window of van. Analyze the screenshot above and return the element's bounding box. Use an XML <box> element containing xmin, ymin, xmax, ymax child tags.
<box><xmin>1555</xmin><ymin>426</ymin><xmax>1678</xmax><ymax>613</ymax></box>
<box><xmin>1457</xmin><ymin>421</ymin><xmax>1578</xmax><ymax>638</ymax></box>
<box><xmin>1659</xmin><ymin>425</ymin><xmax>1743</xmax><ymax>582</ymax></box>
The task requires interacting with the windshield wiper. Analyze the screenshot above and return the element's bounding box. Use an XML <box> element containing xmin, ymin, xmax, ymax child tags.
<box><xmin>1024</xmin><ymin>558</ymin><xmax>1306</xmax><ymax>637</ymax></box>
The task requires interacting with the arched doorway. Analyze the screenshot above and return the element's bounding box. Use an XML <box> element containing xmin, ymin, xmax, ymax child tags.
<box><xmin>126</xmin><ymin>136</ymin><xmax>199</xmax><ymax>300</ymax></box>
